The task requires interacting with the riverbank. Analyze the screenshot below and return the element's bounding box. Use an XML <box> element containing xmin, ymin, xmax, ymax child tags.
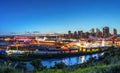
<box><xmin>34</xmin><ymin>47</ymin><xmax>120</xmax><ymax>73</ymax></box>
<box><xmin>37</xmin><ymin>64</ymin><xmax>120</xmax><ymax>73</ymax></box>
<box><xmin>0</xmin><ymin>49</ymin><xmax>103</xmax><ymax>61</ymax></box>
<box><xmin>0</xmin><ymin>47</ymin><xmax>120</xmax><ymax>73</ymax></box>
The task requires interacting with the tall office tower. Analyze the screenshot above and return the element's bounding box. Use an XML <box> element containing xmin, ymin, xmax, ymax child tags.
<box><xmin>80</xmin><ymin>31</ymin><xmax>83</xmax><ymax>38</ymax></box>
<box><xmin>84</xmin><ymin>32</ymin><xmax>90</xmax><ymax>38</ymax></box>
<box><xmin>113</xmin><ymin>28</ymin><xmax>117</xmax><ymax>35</ymax></box>
<box><xmin>78</xmin><ymin>31</ymin><xmax>81</xmax><ymax>38</ymax></box>
<box><xmin>91</xmin><ymin>28</ymin><xmax>95</xmax><ymax>33</ymax></box>
<box><xmin>103</xmin><ymin>26</ymin><xmax>110</xmax><ymax>37</ymax></box>
<box><xmin>74</xmin><ymin>31</ymin><xmax>78</xmax><ymax>39</ymax></box>
<box><xmin>63</xmin><ymin>34</ymin><xmax>68</xmax><ymax>38</ymax></box>
<box><xmin>90</xmin><ymin>28</ymin><xmax>95</xmax><ymax>36</ymax></box>
<box><xmin>96</xmin><ymin>28</ymin><xmax>101</xmax><ymax>37</ymax></box>
<box><xmin>68</xmin><ymin>30</ymin><xmax>72</xmax><ymax>38</ymax></box>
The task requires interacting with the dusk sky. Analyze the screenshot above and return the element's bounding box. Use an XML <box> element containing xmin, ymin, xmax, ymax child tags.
<box><xmin>0</xmin><ymin>0</ymin><xmax>120</xmax><ymax>34</ymax></box>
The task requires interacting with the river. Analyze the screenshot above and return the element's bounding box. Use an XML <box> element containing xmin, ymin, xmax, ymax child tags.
<box><xmin>26</xmin><ymin>53</ymin><xmax>101</xmax><ymax>71</ymax></box>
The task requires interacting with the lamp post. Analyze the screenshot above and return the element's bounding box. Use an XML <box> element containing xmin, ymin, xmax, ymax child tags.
<box><xmin>15</xmin><ymin>40</ymin><xmax>19</xmax><ymax>53</ymax></box>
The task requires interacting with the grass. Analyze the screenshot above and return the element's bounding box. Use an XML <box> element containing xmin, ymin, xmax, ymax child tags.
<box><xmin>36</xmin><ymin>65</ymin><xmax>109</xmax><ymax>73</ymax></box>
<box><xmin>0</xmin><ymin>66</ymin><xmax>21</xmax><ymax>73</ymax></box>
<box><xmin>0</xmin><ymin>64</ymin><xmax>119</xmax><ymax>73</ymax></box>
<box><xmin>75</xmin><ymin>65</ymin><xmax>109</xmax><ymax>73</ymax></box>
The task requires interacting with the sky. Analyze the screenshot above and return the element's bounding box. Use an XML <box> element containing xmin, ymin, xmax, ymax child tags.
<box><xmin>0</xmin><ymin>0</ymin><xmax>120</xmax><ymax>35</ymax></box>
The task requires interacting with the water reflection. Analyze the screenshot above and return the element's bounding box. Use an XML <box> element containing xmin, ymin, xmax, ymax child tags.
<box><xmin>81</xmin><ymin>56</ymin><xmax>85</xmax><ymax>63</ymax></box>
<box><xmin>101</xmin><ymin>39</ymin><xmax>105</xmax><ymax>47</ymax></box>
<box><xmin>26</xmin><ymin>62</ymin><xmax>34</xmax><ymax>71</ymax></box>
<box><xmin>27</xmin><ymin>53</ymin><xmax>99</xmax><ymax>71</ymax></box>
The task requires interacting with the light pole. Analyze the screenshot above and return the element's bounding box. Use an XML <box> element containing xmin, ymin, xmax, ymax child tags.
<box><xmin>15</xmin><ymin>40</ymin><xmax>19</xmax><ymax>53</ymax></box>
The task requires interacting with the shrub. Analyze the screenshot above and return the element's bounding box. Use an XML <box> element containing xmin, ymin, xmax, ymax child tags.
<box><xmin>54</xmin><ymin>62</ymin><xmax>66</xmax><ymax>69</ymax></box>
<box><xmin>31</xmin><ymin>59</ymin><xmax>43</xmax><ymax>71</ymax></box>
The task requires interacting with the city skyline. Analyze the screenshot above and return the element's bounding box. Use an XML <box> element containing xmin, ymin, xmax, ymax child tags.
<box><xmin>0</xmin><ymin>26</ymin><xmax>118</xmax><ymax>36</ymax></box>
<box><xmin>0</xmin><ymin>0</ymin><xmax>120</xmax><ymax>34</ymax></box>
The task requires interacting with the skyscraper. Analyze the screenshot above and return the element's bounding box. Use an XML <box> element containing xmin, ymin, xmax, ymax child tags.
<box><xmin>80</xmin><ymin>31</ymin><xmax>83</xmax><ymax>38</ymax></box>
<box><xmin>113</xmin><ymin>28</ymin><xmax>117</xmax><ymax>35</ymax></box>
<box><xmin>74</xmin><ymin>31</ymin><xmax>77</xmax><ymax>39</ymax></box>
<box><xmin>96</xmin><ymin>28</ymin><xmax>102</xmax><ymax>37</ymax></box>
<box><xmin>84</xmin><ymin>32</ymin><xmax>89</xmax><ymax>38</ymax></box>
<box><xmin>68</xmin><ymin>30</ymin><xmax>72</xmax><ymax>38</ymax></box>
<box><xmin>90</xmin><ymin>28</ymin><xmax>95</xmax><ymax>36</ymax></box>
<box><xmin>91</xmin><ymin>28</ymin><xmax>95</xmax><ymax>33</ymax></box>
<box><xmin>78</xmin><ymin>31</ymin><xmax>81</xmax><ymax>38</ymax></box>
<box><xmin>103</xmin><ymin>26</ymin><xmax>109</xmax><ymax>37</ymax></box>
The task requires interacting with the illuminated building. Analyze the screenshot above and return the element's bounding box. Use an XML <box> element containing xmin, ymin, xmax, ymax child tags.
<box><xmin>96</xmin><ymin>28</ymin><xmax>102</xmax><ymax>37</ymax></box>
<box><xmin>103</xmin><ymin>26</ymin><xmax>110</xmax><ymax>37</ymax></box>
<box><xmin>74</xmin><ymin>31</ymin><xmax>77</xmax><ymax>39</ymax></box>
<box><xmin>113</xmin><ymin>28</ymin><xmax>117</xmax><ymax>35</ymax></box>
<box><xmin>84</xmin><ymin>32</ymin><xmax>90</xmax><ymax>38</ymax></box>
<box><xmin>78</xmin><ymin>30</ymin><xmax>83</xmax><ymax>38</ymax></box>
<box><xmin>68</xmin><ymin>30</ymin><xmax>72</xmax><ymax>39</ymax></box>
<box><xmin>90</xmin><ymin>28</ymin><xmax>95</xmax><ymax>36</ymax></box>
<box><xmin>78</xmin><ymin>31</ymin><xmax>81</xmax><ymax>38</ymax></box>
<box><xmin>14</xmin><ymin>36</ymin><xmax>35</xmax><ymax>42</ymax></box>
<box><xmin>35</xmin><ymin>35</ymin><xmax>59</xmax><ymax>42</ymax></box>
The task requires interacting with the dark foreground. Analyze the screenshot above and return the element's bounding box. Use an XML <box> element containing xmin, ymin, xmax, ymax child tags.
<box><xmin>0</xmin><ymin>47</ymin><xmax>120</xmax><ymax>73</ymax></box>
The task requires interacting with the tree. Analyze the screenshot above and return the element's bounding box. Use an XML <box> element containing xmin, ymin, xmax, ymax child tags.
<box><xmin>16</xmin><ymin>62</ymin><xmax>26</xmax><ymax>71</ymax></box>
<box><xmin>30</xmin><ymin>59</ymin><xmax>43</xmax><ymax>71</ymax></box>
<box><xmin>54</xmin><ymin>62</ymin><xmax>66</xmax><ymax>69</ymax></box>
<box><xmin>4</xmin><ymin>60</ymin><xmax>12</xmax><ymax>67</ymax></box>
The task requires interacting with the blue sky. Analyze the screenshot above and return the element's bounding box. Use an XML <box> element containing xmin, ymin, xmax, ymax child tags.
<box><xmin>0</xmin><ymin>0</ymin><xmax>120</xmax><ymax>34</ymax></box>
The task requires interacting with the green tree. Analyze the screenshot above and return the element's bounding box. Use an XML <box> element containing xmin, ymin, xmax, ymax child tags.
<box><xmin>16</xmin><ymin>62</ymin><xmax>26</xmax><ymax>72</ymax></box>
<box><xmin>31</xmin><ymin>59</ymin><xmax>43</xmax><ymax>71</ymax></box>
<box><xmin>54</xmin><ymin>62</ymin><xmax>66</xmax><ymax>69</ymax></box>
<box><xmin>4</xmin><ymin>60</ymin><xmax>12</xmax><ymax>67</ymax></box>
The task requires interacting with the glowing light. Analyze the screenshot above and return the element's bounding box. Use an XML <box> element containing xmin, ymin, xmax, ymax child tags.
<box><xmin>101</xmin><ymin>39</ymin><xmax>105</xmax><ymax>47</ymax></box>
<box><xmin>76</xmin><ymin>42</ymin><xmax>80</xmax><ymax>46</ymax></box>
